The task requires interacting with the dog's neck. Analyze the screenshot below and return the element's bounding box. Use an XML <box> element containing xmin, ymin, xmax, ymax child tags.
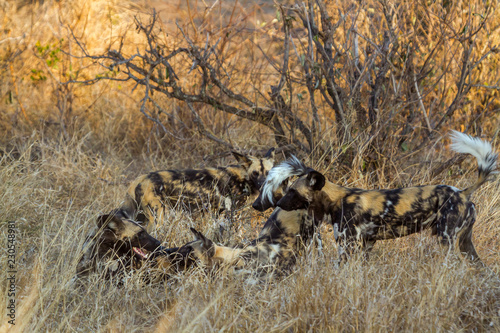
<box><xmin>311</xmin><ymin>181</ymin><xmax>349</xmax><ymax>221</ymax></box>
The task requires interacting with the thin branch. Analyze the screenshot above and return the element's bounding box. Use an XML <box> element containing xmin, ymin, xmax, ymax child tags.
<box><xmin>413</xmin><ymin>71</ymin><xmax>432</xmax><ymax>135</ymax></box>
<box><xmin>187</xmin><ymin>102</ymin><xmax>234</xmax><ymax>150</ymax></box>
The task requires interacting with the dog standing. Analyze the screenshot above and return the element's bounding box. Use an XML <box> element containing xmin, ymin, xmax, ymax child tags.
<box><xmin>276</xmin><ymin>131</ymin><xmax>497</xmax><ymax>263</ymax></box>
<box><xmin>185</xmin><ymin>158</ymin><xmax>324</xmax><ymax>276</ymax></box>
<box><xmin>252</xmin><ymin>155</ymin><xmax>308</xmax><ymax>212</ymax></box>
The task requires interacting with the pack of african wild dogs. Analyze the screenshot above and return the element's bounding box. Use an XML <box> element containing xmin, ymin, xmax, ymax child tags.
<box><xmin>75</xmin><ymin>131</ymin><xmax>498</xmax><ymax>283</ymax></box>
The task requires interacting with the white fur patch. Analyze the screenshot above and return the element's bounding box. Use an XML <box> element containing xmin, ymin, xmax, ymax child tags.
<box><xmin>268</xmin><ymin>244</ymin><xmax>281</xmax><ymax>261</ymax></box>
<box><xmin>450</xmin><ymin>130</ymin><xmax>498</xmax><ymax>172</ymax></box>
<box><xmin>380</xmin><ymin>207</ymin><xmax>390</xmax><ymax>219</ymax></box>
<box><xmin>354</xmin><ymin>222</ymin><xmax>377</xmax><ymax>240</ymax></box>
<box><xmin>333</xmin><ymin>223</ymin><xmax>339</xmax><ymax>241</ymax></box>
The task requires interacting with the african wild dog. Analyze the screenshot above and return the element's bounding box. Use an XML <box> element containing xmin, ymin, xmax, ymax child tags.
<box><xmin>251</xmin><ymin>156</ymin><xmax>325</xmax><ymax>253</ymax></box>
<box><xmin>188</xmin><ymin>204</ymin><xmax>318</xmax><ymax>276</ymax></box>
<box><xmin>141</xmin><ymin>241</ymin><xmax>198</xmax><ymax>281</ymax></box>
<box><xmin>118</xmin><ymin>148</ymin><xmax>275</xmax><ymax>230</ymax></box>
<box><xmin>76</xmin><ymin>211</ymin><xmax>163</xmax><ymax>279</ymax></box>
<box><xmin>76</xmin><ymin>211</ymin><xmax>196</xmax><ymax>281</ymax></box>
<box><xmin>276</xmin><ymin>131</ymin><xmax>498</xmax><ymax>263</ymax></box>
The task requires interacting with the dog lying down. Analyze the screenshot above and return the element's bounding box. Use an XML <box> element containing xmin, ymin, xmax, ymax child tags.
<box><xmin>188</xmin><ymin>206</ymin><xmax>320</xmax><ymax>277</ymax></box>
<box><xmin>75</xmin><ymin>211</ymin><xmax>196</xmax><ymax>283</ymax></box>
<box><xmin>74</xmin><ymin>209</ymin><xmax>317</xmax><ymax>282</ymax></box>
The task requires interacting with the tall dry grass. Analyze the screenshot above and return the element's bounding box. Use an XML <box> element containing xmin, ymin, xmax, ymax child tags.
<box><xmin>0</xmin><ymin>136</ymin><xmax>499</xmax><ymax>332</ymax></box>
<box><xmin>0</xmin><ymin>0</ymin><xmax>499</xmax><ymax>332</ymax></box>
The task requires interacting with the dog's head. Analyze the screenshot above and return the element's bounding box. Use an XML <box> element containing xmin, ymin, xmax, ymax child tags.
<box><xmin>232</xmin><ymin>148</ymin><xmax>275</xmax><ymax>193</ymax></box>
<box><xmin>188</xmin><ymin>228</ymin><xmax>244</xmax><ymax>268</ymax></box>
<box><xmin>188</xmin><ymin>228</ymin><xmax>216</xmax><ymax>265</ymax></box>
<box><xmin>148</xmin><ymin>242</ymin><xmax>197</xmax><ymax>274</ymax></box>
<box><xmin>276</xmin><ymin>170</ymin><xmax>325</xmax><ymax>211</ymax></box>
<box><xmin>96</xmin><ymin>212</ymin><xmax>162</xmax><ymax>260</ymax></box>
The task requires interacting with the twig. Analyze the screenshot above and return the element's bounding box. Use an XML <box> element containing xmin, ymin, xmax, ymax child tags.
<box><xmin>430</xmin><ymin>155</ymin><xmax>467</xmax><ymax>179</ymax></box>
<box><xmin>9</xmin><ymin>63</ymin><xmax>30</xmax><ymax>125</ymax></box>
<box><xmin>187</xmin><ymin>102</ymin><xmax>234</xmax><ymax>150</ymax></box>
<box><xmin>413</xmin><ymin>72</ymin><xmax>432</xmax><ymax>135</ymax></box>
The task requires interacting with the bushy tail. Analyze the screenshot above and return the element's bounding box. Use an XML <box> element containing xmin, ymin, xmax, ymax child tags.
<box><xmin>450</xmin><ymin>130</ymin><xmax>498</xmax><ymax>197</ymax></box>
<box><xmin>261</xmin><ymin>155</ymin><xmax>309</xmax><ymax>206</ymax></box>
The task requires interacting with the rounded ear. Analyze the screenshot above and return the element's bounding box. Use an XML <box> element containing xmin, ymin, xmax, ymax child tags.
<box><xmin>190</xmin><ymin>228</ymin><xmax>207</xmax><ymax>243</ymax></box>
<box><xmin>96</xmin><ymin>214</ymin><xmax>110</xmax><ymax>228</ymax></box>
<box><xmin>96</xmin><ymin>214</ymin><xmax>118</xmax><ymax>230</ymax></box>
<box><xmin>232</xmin><ymin>151</ymin><xmax>252</xmax><ymax>169</ymax></box>
<box><xmin>264</xmin><ymin>147</ymin><xmax>275</xmax><ymax>160</ymax></box>
<box><xmin>190</xmin><ymin>227</ymin><xmax>202</xmax><ymax>239</ymax></box>
<box><xmin>307</xmin><ymin>171</ymin><xmax>326</xmax><ymax>191</ymax></box>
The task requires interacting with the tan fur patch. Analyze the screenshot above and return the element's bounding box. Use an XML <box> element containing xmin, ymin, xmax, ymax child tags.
<box><xmin>323</xmin><ymin>182</ymin><xmax>350</xmax><ymax>205</ymax></box>
<box><xmin>155</xmin><ymin>256</ymin><xmax>173</xmax><ymax>271</ymax></box>
<box><xmin>262</xmin><ymin>159</ymin><xmax>274</xmax><ymax>175</ymax></box>
<box><xmin>126</xmin><ymin>175</ymin><xmax>147</xmax><ymax>198</ymax></box>
<box><xmin>158</xmin><ymin>171</ymin><xmax>173</xmax><ymax>183</ymax></box>
<box><xmin>346</xmin><ymin>195</ymin><xmax>359</xmax><ymax>204</ymax></box>
<box><xmin>278</xmin><ymin>210</ymin><xmax>304</xmax><ymax>235</ymax></box>
<box><xmin>246</xmin><ymin>159</ymin><xmax>261</xmax><ymax>174</ymax></box>
<box><xmin>119</xmin><ymin>220</ymin><xmax>144</xmax><ymax>240</ymax></box>
<box><xmin>421</xmin><ymin>185</ymin><xmax>436</xmax><ymax>200</ymax></box>
<box><xmin>291</xmin><ymin>179</ymin><xmax>313</xmax><ymax>200</ymax></box>
<box><xmin>214</xmin><ymin>245</ymin><xmax>244</xmax><ymax>263</ymax></box>
<box><xmin>394</xmin><ymin>187</ymin><xmax>422</xmax><ymax>215</ymax></box>
<box><xmin>359</xmin><ymin>191</ymin><xmax>386</xmax><ymax>214</ymax></box>
<box><xmin>206</xmin><ymin>168</ymin><xmax>218</xmax><ymax>177</ymax></box>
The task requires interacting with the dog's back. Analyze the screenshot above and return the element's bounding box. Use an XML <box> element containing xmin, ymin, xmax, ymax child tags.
<box><xmin>119</xmin><ymin>149</ymin><xmax>275</xmax><ymax>229</ymax></box>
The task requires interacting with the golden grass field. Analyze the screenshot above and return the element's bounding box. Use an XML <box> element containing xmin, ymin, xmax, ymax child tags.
<box><xmin>0</xmin><ymin>0</ymin><xmax>499</xmax><ymax>332</ymax></box>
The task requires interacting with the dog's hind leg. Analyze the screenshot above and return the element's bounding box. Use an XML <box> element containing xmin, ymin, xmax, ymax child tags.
<box><xmin>314</xmin><ymin>229</ymin><xmax>324</xmax><ymax>257</ymax></box>
<box><xmin>336</xmin><ymin>237</ymin><xmax>367</xmax><ymax>264</ymax></box>
<box><xmin>334</xmin><ymin>222</ymin><xmax>363</xmax><ymax>263</ymax></box>
<box><xmin>454</xmin><ymin>203</ymin><xmax>482</xmax><ymax>264</ymax></box>
<box><xmin>436</xmin><ymin>201</ymin><xmax>482</xmax><ymax>264</ymax></box>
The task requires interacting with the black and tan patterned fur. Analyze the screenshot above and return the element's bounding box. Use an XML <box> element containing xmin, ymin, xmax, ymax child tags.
<box><xmin>76</xmin><ymin>211</ymin><xmax>196</xmax><ymax>281</ymax></box>
<box><xmin>118</xmin><ymin>149</ymin><xmax>275</xmax><ymax>230</ymax></box>
<box><xmin>189</xmin><ymin>207</ymin><xmax>318</xmax><ymax>276</ymax></box>
<box><xmin>183</xmin><ymin>160</ymin><xmax>320</xmax><ymax>274</ymax></box>
<box><xmin>76</xmin><ymin>211</ymin><xmax>163</xmax><ymax>279</ymax></box>
<box><xmin>142</xmin><ymin>242</ymin><xmax>197</xmax><ymax>280</ymax></box>
<box><xmin>277</xmin><ymin>131</ymin><xmax>498</xmax><ymax>263</ymax></box>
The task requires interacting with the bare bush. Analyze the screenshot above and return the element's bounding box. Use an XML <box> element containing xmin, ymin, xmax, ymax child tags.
<box><xmin>67</xmin><ymin>0</ymin><xmax>498</xmax><ymax>169</ymax></box>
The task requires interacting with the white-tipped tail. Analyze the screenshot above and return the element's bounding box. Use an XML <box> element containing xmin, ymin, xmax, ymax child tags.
<box><xmin>450</xmin><ymin>130</ymin><xmax>497</xmax><ymax>171</ymax></box>
<box><xmin>450</xmin><ymin>130</ymin><xmax>498</xmax><ymax>196</ymax></box>
<box><xmin>261</xmin><ymin>156</ymin><xmax>308</xmax><ymax>205</ymax></box>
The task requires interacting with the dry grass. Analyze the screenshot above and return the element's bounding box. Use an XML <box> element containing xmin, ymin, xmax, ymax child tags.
<box><xmin>1</xmin><ymin>0</ymin><xmax>500</xmax><ymax>332</ymax></box>
<box><xmin>0</xmin><ymin>134</ymin><xmax>499</xmax><ymax>332</ymax></box>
